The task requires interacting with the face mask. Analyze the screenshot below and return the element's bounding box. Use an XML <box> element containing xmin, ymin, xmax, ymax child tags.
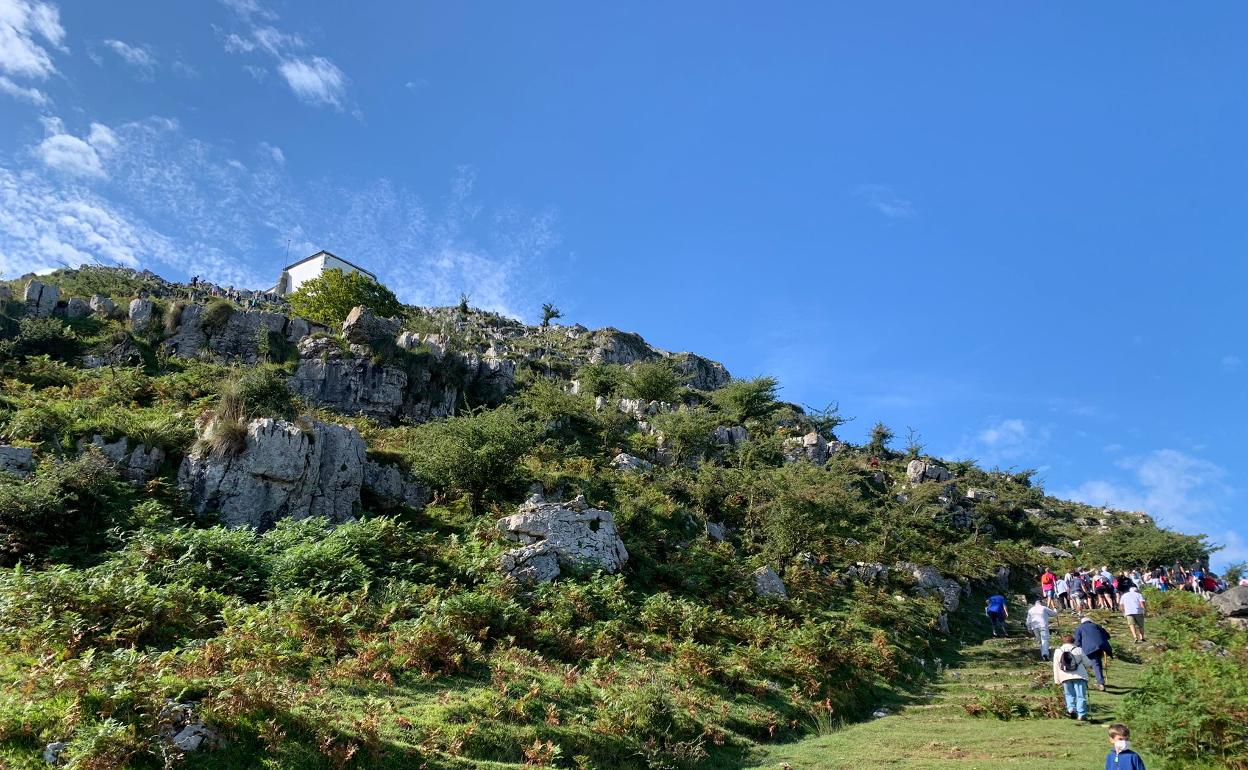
<box><xmin>1113</xmin><ymin>739</ymin><xmax>1130</xmax><ymax>753</ymax></box>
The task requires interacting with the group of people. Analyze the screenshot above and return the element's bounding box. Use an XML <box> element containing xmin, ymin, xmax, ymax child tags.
<box><xmin>1038</xmin><ymin>566</ymin><xmax>1145</xmax><ymax>614</ymax></box>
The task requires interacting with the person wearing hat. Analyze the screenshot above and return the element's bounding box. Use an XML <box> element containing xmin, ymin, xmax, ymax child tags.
<box><xmin>1074</xmin><ymin>615</ymin><xmax>1114</xmax><ymax>691</ymax></box>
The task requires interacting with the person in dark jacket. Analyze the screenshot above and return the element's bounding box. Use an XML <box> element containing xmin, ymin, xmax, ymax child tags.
<box><xmin>1106</xmin><ymin>723</ymin><xmax>1146</xmax><ymax>769</ymax></box>
<box><xmin>1075</xmin><ymin>616</ymin><xmax>1113</xmax><ymax>690</ymax></box>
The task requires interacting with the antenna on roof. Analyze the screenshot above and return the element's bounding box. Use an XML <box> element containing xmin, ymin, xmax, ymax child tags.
<box><xmin>285</xmin><ymin>238</ymin><xmax>291</xmax><ymax>262</ymax></box>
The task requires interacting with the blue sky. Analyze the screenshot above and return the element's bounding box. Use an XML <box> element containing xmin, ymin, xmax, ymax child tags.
<box><xmin>1</xmin><ymin>2</ymin><xmax>1244</xmax><ymax>568</ymax></box>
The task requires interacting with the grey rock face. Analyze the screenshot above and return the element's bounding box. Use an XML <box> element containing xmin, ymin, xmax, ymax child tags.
<box><xmin>291</xmin><ymin>357</ymin><xmax>409</xmax><ymax>422</ymax></box>
<box><xmin>43</xmin><ymin>741</ymin><xmax>68</xmax><ymax>765</ymax></box>
<box><xmin>78</xmin><ymin>435</ymin><xmax>166</xmax><ymax>484</ymax></box>
<box><xmin>906</xmin><ymin>459</ymin><xmax>953</xmax><ymax>484</ymax></box>
<box><xmin>1036</xmin><ymin>545</ymin><xmax>1074</xmax><ymax>559</ymax></box>
<box><xmin>1212</xmin><ymin>586</ymin><xmax>1248</xmax><ymax>618</ymax></box>
<box><xmin>81</xmin><ymin>335</ymin><xmax>143</xmax><ymax>369</ymax></box>
<box><xmin>362</xmin><ymin>460</ymin><xmax>429</xmax><ymax>510</ymax></box>
<box><xmin>342</xmin><ymin>305</ymin><xmax>401</xmax><ymax>346</ymax></box>
<box><xmin>965</xmin><ymin>487</ymin><xmax>997</xmax><ymax>502</ymax></box>
<box><xmin>24</xmin><ymin>280</ymin><xmax>59</xmax><ymax>317</ymax></box>
<box><xmin>589</xmin><ymin>329</ymin><xmax>657</xmax><ymax>366</ymax></box>
<box><xmin>712</xmin><ymin>425</ymin><xmax>749</xmax><ymax>446</ymax></box>
<box><xmin>499</xmin><ymin>542</ymin><xmax>562</xmax><ymax>583</ymax></box>
<box><xmin>670</xmin><ymin>352</ymin><xmax>732</xmax><ymax>390</ymax></box>
<box><xmin>611</xmin><ymin>452</ymin><xmax>653</xmax><ymax>472</ymax></box>
<box><xmin>178</xmin><ymin>417</ymin><xmax>366</xmax><ymax>529</ymax></box>
<box><xmin>496</xmin><ymin>497</ymin><xmax>629</xmax><ymax>582</ymax></box>
<box><xmin>705</xmin><ymin>521</ymin><xmax>727</xmax><ymax>542</ymax></box>
<box><xmin>783</xmin><ymin>431</ymin><xmax>839</xmax><ymax>465</ymax></box>
<box><xmin>752</xmin><ymin>565</ymin><xmax>788</xmax><ymax>598</ymax></box>
<box><xmin>0</xmin><ymin>285</ymin><xmax>9</xmax><ymax>300</ymax></box>
<box><xmin>844</xmin><ymin>562</ymin><xmax>889</xmax><ymax>584</ymax></box>
<box><xmin>165</xmin><ymin>304</ymin><xmax>300</xmax><ymax>363</ymax></box>
<box><xmin>64</xmin><ymin>297</ymin><xmax>91</xmax><ymax>319</ymax></box>
<box><xmin>129</xmin><ymin>298</ymin><xmax>156</xmax><ymax>332</ymax></box>
<box><xmin>909</xmin><ymin>564</ymin><xmax>961</xmax><ymax>612</ymax></box>
<box><xmin>89</xmin><ymin>294</ymin><xmax>115</xmax><ymax>315</ymax></box>
<box><xmin>0</xmin><ymin>445</ymin><xmax>34</xmax><ymax>477</ymax></box>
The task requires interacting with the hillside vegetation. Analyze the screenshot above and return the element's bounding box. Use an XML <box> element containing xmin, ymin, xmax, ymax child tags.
<box><xmin>0</xmin><ymin>266</ymin><xmax>1238</xmax><ymax>770</ymax></box>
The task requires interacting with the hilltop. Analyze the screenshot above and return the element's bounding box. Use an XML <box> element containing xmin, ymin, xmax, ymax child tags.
<box><xmin>0</xmin><ymin>265</ymin><xmax>1239</xmax><ymax>770</ymax></box>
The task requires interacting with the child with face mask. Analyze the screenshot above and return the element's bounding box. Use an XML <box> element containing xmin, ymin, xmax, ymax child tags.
<box><xmin>1105</xmin><ymin>724</ymin><xmax>1146</xmax><ymax>769</ymax></box>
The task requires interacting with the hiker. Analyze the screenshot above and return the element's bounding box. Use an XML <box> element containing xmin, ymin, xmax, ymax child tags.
<box><xmin>1055</xmin><ymin>574</ymin><xmax>1071</xmax><ymax>610</ymax></box>
<box><xmin>1040</xmin><ymin>568</ymin><xmax>1057</xmax><ymax>609</ymax></box>
<box><xmin>1120</xmin><ymin>585</ymin><xmax>1147</xmax><ymax>643</ymax></box>
<box><xmin>1068</xmin><ymin>571</ymin><xmax>1087</xmax><ymax>613</ymax></box>
<box><xmin>1026</xmin><ymin>599</ymin><xmax>1058</xmax><ymax>660</ymax></box>
<box><xmin>1106</xmin><ymin>723</ymin><xmax>1147</xmax><ymax>769</ymax></box>
<box><xmin>1074</xmin><ymin>616</ymin><xmax>1113</xmax><ymax>691</ymax></box>
<box><xmin>985</xmin><ymin>593</ymin><xmax>1009</xmax><ymax>636</ymax></box>
<box><xmin>1052</xmin><ymin>634</ymin><xmax>1093</xmax><ymax>721</ymax></box>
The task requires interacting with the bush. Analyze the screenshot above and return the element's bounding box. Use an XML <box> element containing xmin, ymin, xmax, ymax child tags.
<box><xmin>710</xmin><ymin>376</ymin><xmax>780</xmax><ymax>424</ymax></box>
<box><xmin>399</xmin><ymin>406</ymin><xmax>537</xmax><ymax>513</ymax></box>
<box><xmin>625</xmin><ymin>360</ymin><xmax>679</xmax><ymax>403</ymax></box>
<box><xmin>200</xmin><ymin>299</ymin><xmax>235</xmax><ymax>334</ymax></box>
<box><xmin>577</xmin><ymin>363</ymin><xmax>627</xmax><ymax>398</ymax></box>
<box><xmin>0</xmin><ymin>316</ymin><xmax>82</xmax><ymax>362</ymax></box>
<box><xmin>288</xmin><ymin>268</ymin><xmax>402</xmax><ymax>327</ymax></box>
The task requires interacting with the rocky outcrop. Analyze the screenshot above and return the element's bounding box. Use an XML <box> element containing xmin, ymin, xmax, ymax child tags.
<box><xmin>64</xmin><ymin>297</ymin><xmax>90</xmax><ymax>320</ymax></box>
<box><xmin>496</xmin><ymin>496</ymin><xmax>629</xmax><ymax>582</ymax></box>
<box><xmin>0</xmin><ymin>445</ymin><xmax>33</xmax><ymax>477</ymax></box>
<box><xmin>909</xmin><ymin>564</ymin><xmax>962</xmax><ymax>612</ymax></box>
<box><xmin>752</xmin><ymin>566</ymin><xmax>788</xmax><ymax>598</ymax></box>
<box><xmin>611</xmin><ymin>452</ymin><xmax>653</xmax><ymax>472</ymax></box>
<box><xmin>82</xmin><ymin>335</ymin><xmax>144</xmax><ymax>369</ymax></box>
<box><xmin>129</xmin><ymin>298</ymin><xmax>156</xmax><ymax>332</ymax></box>
<box><xmin>783</xmin><ymin>431</ymin><xmax>841</xmax><ymax>465</ymax></box>
<box><xmin>341</xmin><ymin>305</ymin><xmax>400</xmax><ymax>346</ymax></box>
<box><xmin>361</xmin><ymin>460</ymin><xmax>428</xmax><ymax>510</ymax></box>
<box><xmin>89</xmin><ymin>294</ymin><xmax>115</xmax><ymax>315</ymax></box>
<box><xmin>712</xmin><ymin>425</ymin><xmax>750</xmax><ymax>446</ymax></box>
<box><xmin>589</xmin><ymin>329</ymin><xmax>656</xmax><ymax>366</ymax></box>
<box><xmin>24</xmin><ymin>280</ymin><xmax>59</xmax><ymax>317</ymax></box>
<box><xmin>1212</xmin><ymin>586</ymin><xmax>1248</xmax><ymax>618</ymax></box>
<box><xmin>290</xmin><ymin>356</ymin><xmax>412</xmax><ymax>422</ymax></box>
<box><xmin>1036</xmin><ymin>545</ymin><xmax>1073</xmax><ymax>559</ymax></box>
<box><xmin>906</xmin><ymin>459</ymin><xmax>953</xmax><ymax>484</ymax></box>
<box><xmin>78</xmin><ymin>435</ymin><xmax>165</xmax><ymax>484</ymax></box>
<box><xmin>164</xmin><ymin>304</ymin><xmax>310</xmax><ymax>363</ymax></box>
<box><xmin>178</xmin><ymin>417</ymin><xmax>366</xmax><ymax>529</ymax></box>
<box><xmin>670</xmin><ymin>352</ymin><xmax>732</xmax><ymax>390</ymax></box>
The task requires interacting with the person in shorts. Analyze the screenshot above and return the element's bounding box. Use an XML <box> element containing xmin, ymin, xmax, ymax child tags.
<box><xmin>1120</xmin><ymin>585</ymin><xmax>1146</xmax><ymax>643</ymax></box>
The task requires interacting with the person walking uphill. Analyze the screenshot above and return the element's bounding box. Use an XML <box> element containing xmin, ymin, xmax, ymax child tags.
<box><xmin>1040</xmin><ymin>567</ymin><xmax>1058</xmax><ymax>609</ymax></box>
<box><xmin>1120</xmin><ymin>584</ymin><xmax>1147</xmax><ymax>643</ymax></box>
<box><xmin>1053</xmin><ymin>634</ymin><xmax>1093</xmax><ymax>720</ymax></box>
<box><xmin>985</xmin><ymin>592</ymin><xmax>1009</xmax><ymax>636</ymax></box>
<box><xmin>1106</xmin><ymin>723</ymin><xmax>1147</xmax><ymax>770</ymax></box>
<box><xmin>1026</xmin><ymin>599</ymin><xmax>1058</xmax><ymax>660</ymax></box>
<box><xmin>1074</xmin><ymin>616</ymin><xmax>1114</xmax><ymax>691</ymax></box>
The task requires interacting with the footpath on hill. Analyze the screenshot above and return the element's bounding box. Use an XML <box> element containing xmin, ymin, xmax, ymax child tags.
<box><xmin>753</xmin><ymin>607</ymin><xmax>1160</xmax><ymax>770</ymax></box>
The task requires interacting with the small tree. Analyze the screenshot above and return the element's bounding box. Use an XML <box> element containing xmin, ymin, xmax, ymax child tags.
<box><xmin>458</xmin><ymin>293</ymin><xmax>471</xmax><ymax>316</ymax></box>
<box><xmin>866</xmin><ymin>421</ymin><xmax>894</xmax><ymax>458</ymax></box>
<box><xmin>711</xmin><ymin>376</ymin><xmax>780</xmax><ymax>424</ymax></box>
<box><xmin>803</xmin><ymin>401</ymin><xmax>851</xmax><ymax>438</ymax></box>
<box><xmin>625</xmin><ymin>360</ymin><xmax>680</xmax><ymax>403</ymax></box>
<box><xmin>401</xmin><ymin>406</ymin><xmax>536</xmax><ymax>514</ymax></box>
<box><xmin>540</xmin><ymin>303</ymin><xmax>563</xmax><ymax>327</ymax></box>
<box><xmin>287</xmin><ymin>268</ymin><xmax>401</xmax><ymax>328</ymax></box>
<box><xmin>904</xmin><ymin>427</ymin><xmax>924</xmax><ymax>460</ymax></box>
<box><xmin>1225</xmin><ymin>561</ymin><xmax>1246</xmax><ymax>583</ymax></box>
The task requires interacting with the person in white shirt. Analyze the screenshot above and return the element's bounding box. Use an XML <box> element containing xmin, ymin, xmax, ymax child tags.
<box><xmin>1054</xmin><ymin>576</ymin><xmax>1070</xmax><ymax>610</ymax></box>
<box><xmin>1026</xmin><ymin>599</ymin><xmax>1058</xmax><ymax>660</ymax></box>
<box><xmin>1120</xmin><ymin>585</ymin><xmax>1147</xmax><ymax>643</ymax></box>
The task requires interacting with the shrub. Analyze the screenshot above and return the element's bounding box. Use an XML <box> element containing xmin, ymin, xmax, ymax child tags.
<box><xmin>647</xmin><ymin>407</ymin><xmax>719</xmax><ymax>465</ymax></box>
<box><xmin>710</xmin><ymin>376</ymin><xmax>780</xmax><ymax>424</ymax></box>
<box><xmin>288</xmin><ymin>268</ymin><xmax>402</xmax><ymax>327</ymax></box>
<box><xmin>200</xmin><ymin>299</ymin><xmax>236</xmax><ymax>334</ymax></box>
<box><xmin>576</xmin><ymin>363</ymin><xmax>627</xmax><ymax>399</ymax></box>
<box><xmin>114</xmin><ymin>525</ymin><xmax>269</xmax><ymax>600</ymax></box>
<box><xmin>0</xmin><ymin>316</ymin><xmax>81</xmax><ymax>362</ymax></box>
<box><xmin>399</xmin><ymin>406</ymin><xmax>537</xmax><ymax>513</ymax></box>
<box><xmin>624</xmin><ymin>360</ymin><xmax>679</xmax><ymax>403</ymax></box>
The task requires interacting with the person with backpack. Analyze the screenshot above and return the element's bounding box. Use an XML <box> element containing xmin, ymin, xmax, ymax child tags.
<box><xmin>1074</xmin><ymin>616</ymin><xmax>1114</xmax><ymax>691</ymax></box>
<box><xmin>1055</xmin><ymin>574</ymin><xmax>1071</xmax><ymax>610</ymax></box>
<box><xmin>1026</xmin><ymin>599</ymin><xmax>1058</xmax><ymax>660</ymax></box>
<box><xmin>1106</xmin><ymin>723</ymin><xmax>1147</xmax><ymax>769</ymax></box>
<box><xmin>1052</xmin><ymin>634</ymin><xmax>1093</xmax><ymax>720</ymax></box>
<box><xmin>985</xmin><ymin>593</ymin><xmax>1009</xmax><ymax>637</ymax></box>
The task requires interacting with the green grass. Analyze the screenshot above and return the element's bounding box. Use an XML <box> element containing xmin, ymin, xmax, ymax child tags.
<box><xmin>751</xmin><ymin>608</ymin><xmax>1216</xmax><ymax>770</ymax></box>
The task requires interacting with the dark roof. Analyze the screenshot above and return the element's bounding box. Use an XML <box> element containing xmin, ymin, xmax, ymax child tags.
<box><xmin>282</xmin><ymin>250</ymin><xmax>376</xmax><ymax>279</ymax></box>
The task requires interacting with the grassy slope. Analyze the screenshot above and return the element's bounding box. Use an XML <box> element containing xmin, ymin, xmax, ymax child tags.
<box><xmin>753</xmin><ymin>606</ymin><xmax>1217</xmax><ymax>770</ymax></box>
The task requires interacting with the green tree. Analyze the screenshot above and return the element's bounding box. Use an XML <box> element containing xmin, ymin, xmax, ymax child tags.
<box><xmin>1079</xmin><ymin>526</ymin><xmax>1213</xmax><ymax>570</ymax></box>
<box><xmin>710</xmin><ymin>376</ymin><xmax>780</xmax><ymax>424</ymax></box>
<box><xmin>287</xmin><ymin>268</ymin><xmax>402</xmax><ymax>327</ymax></box>
<box><xmin>540</xmin><ymin>302</ymin><xmax>563</xmax><ymax>327</ymax></box>
<box><xmin>400</xmin><ymin>406</ymin><xmax>537</xmax><ymax>513</ymax></box>
<box><xmin>866</xmin><ymin>421</ymin><xmax>894</xmax><ymax>457</ymax></box>
<box><xmin>625</xmin><ymin>360</ymin><xmax>680</xmax><ymax>403</ymax></box>
<box><xmin>1224</xmin><ymin>561</ymin><xmax>1246</xmax><ymax>583</ymax></box>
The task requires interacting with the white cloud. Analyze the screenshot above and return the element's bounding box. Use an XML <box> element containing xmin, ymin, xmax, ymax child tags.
<box><xmin>33</xmin><ymin>119</ymin><xmax>117</xmax><ymax>178</ymax></box>
<box><xmin>1221</xmin><ymin>354</ymin><xmax>1242</xmax><ymax>372</ymax></box>
<box><xmin>953</xmin><ymin>417</ymin><xmax>1051</xmax><ymax>467</ymax></box>
<box><xmin>277</xmin><ymin>56</ymin><xmax>346</xmax><ymax>109</ymax></box>
<box><xmin>0</xmin><ymin>0</ymin><xmax>65</xmax><ymax>79</ymax></box>
<box><xmin>0</xmin><ymin>72</ymin><xmax>47</xmax><ymax>104</ymax></box>
<box><xmin>102</xmin><ymin>38</ymin><xmax>155</xmax><ymax>74</ymax></box>
<box><xmin>855</xmin><ymin>184</ymin><xmax>915</xmax><ymax>219</ymax></box>
<box><xmin>259</xmin><ymin>141</ymin><xmax>283</xmax><ymax>164</ymax></box>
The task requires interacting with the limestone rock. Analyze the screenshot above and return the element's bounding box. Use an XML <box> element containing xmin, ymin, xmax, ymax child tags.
<box><xmin>1036</xmin><ymin>545</ymin><xmax>1073</xmax><ymax>559</ymax></box>
<box><xmin>783</xmin><ymin>431</ymin><xmax>840</xmax><ymax>465</ymax></box>
<box><xmin>164</xmin><ymin>303</ymin><xmax>296</xmax><ymax>363</ymax></box>
<box><xmin>290</xmin><ymin>357</ymin><xmax>409</xmax><ymax>422</ymax></box>
<box><xmin>77</xmin><ymin>435</ymin><xmax>165</xmax><ymax>484</ymax></box>
<box><xmin>906</xmin><ymin>459</ymin><xmax>952</xmax><ymax>484</ymax></box>
<box><xmin>965</xmin><ymin>487</ymin><xmax>997</xmax><ymax>502</ymax></box>
<box><xmin>0</xmin><ymin>285</ymin><xmax>9</xmax><ymax>300</ymax></box>
<box><xmin>496</xmin><ymin>498</ymin><xmax>629</xmax><ymax>582</ymax></box>
<box><xmin>844</xmin><ymin>562</ymin><xmax>889</xmax><ymax>583</ymax></box>
<box><xmin>909</xmin><ymin>564</ymin><xmax>961</xmax><ymax>612</ymax></box>
<box><xmin>24</xmin><ymin>280</ymin><xmax>59</xmax><ymax>317</ymax></box>
<box><xmin>0</xmin><ymin>445</ymin><xmax>34</xmax><ymax>477</ymax></box>
<box><xmin>342</xmin><ymin>305</ymin><xmax>400</xmax><ymax>346</ymax></box>
<box><xmin>705</xmin><ymin>521</ymin><xmax>727</xmax><ymax>542</ymax></box>
<box><xmin>670</xmin><ymin>352</ymin><xmax>732</xmax><ymax>390</ymax></box>
<box><xmin>43</xmin><ymin>741</ymin><xmax>68</xmax><ymax>765</ymax></box>
<box><xmin>129</xmin><ymin>298</ymin><xmax>156</xmax><ymax>332</ymax></box>
<box><xmin>89</xmin><ymin>294</ymin><xmax>115</xmax><ymax>315</ymax></box>
<box><xmin>178</xmin><ymin>417</ymin><xmax>366</xmax><ymax>529</ymax></box>
<box><xmin>589</xmin><ymin>329</ymin><xmax>656</xmax><ymax>365</ymax></box>
<box><xmin>64</xmin><ymin>297</ymin><xmax>90</xmax><ymax>319</ymax></box>
<box><xmin>1212</xmin><ymin>586</ymin><xmax>1248</xmax><ymax>618</ymax></box>
<box><xmin>499</xmin><ymin>542</ymin><xmax>562</xmax><ymax>583</ymax></box>
<box><xmin>712</xmin><ymin>425</ymin><xmax>749</xmax><ymax>446</ymax></box>
<box><xmin>81</xmin><ymin>335</ymin><xmax>143</xmax><ymax>369</ymax></box>
<box><xmin>752</xmin><ymin>566</ymin><xmax>788</xmax><ymax>598</ymax></box>
<box><xmin>611</xmin><ymin>452</ymin><xmax>653</xmax><ymax>472</ymax></box>
<box><xmin>362</xmin><ymin>460</ymin><xmax>429</xmax><ymax>510</ymax></box>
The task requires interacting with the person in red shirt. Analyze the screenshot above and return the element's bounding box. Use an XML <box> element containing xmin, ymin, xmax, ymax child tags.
<box><xmin>1040</xmin><ymin>568</ymin><xmax>1058</xmax><ymax>610</ymax></box>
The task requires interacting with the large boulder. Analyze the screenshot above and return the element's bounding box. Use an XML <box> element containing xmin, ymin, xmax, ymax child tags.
<box><xmin>64</xmin><ymin>297</ymin><xmax>91</xmax><ymax>320</ymax></box>
<box><xmin>1036</xmin><ymin>545</ymin><xmax>1074</xmax><ymax>560</ymax></box>
<box><xmin>165</xmin><ymin>304</ymin><xmax>305</xmax><ymax>363</ymax></box>
<box><xmin>670</xmin><ymin>352</ymin><xmax>732</xmax><ymax>390</ymax></box>
<box><xmin>752</xmin><ymin>566</ymin><xmax>788</xmax><ymax>598</ymax></box>
<box><xmin>0</xmin><ymin>445</ymin><xmax>34</xmax><ymax>477</ymax></box>
<box><xmin>129</xmin><ymin>298</ymin><xmax>156</xmax><ymax>332</ymax></box>
<box><xmin>783</xmin><ymin>431</ymin><xmax>841</xmax><ymax>465</ymax></box>
<box><xmin>89</xmin><ymin>294</ymin><xmax>115</xmax><ymax>316</ymax></box>
<box><xmin>290</xmin><ymin>357</ymin><xmax>410</xmax><ymax>422</ymax></box>
<box><xmin>178</xmin><ymin>417</ymin><xmax>366</xmax><ymax>529</ymax></box>
<box><xmin>611</xmin><ymin>452</ymin><xmax>653</xmax><ymax>472</ymax></box>
<box><xmin>909</xmin><ymin>564</ymin><xmax>962</xmax><ymax>612</ymax></box>
<box><xmin>342</xmin><ymin>305</ymin><xmax>401</xmax><ymax>346</ymax></box>
<box><xmin>79</xmin><ymin>435</ymin><xmax>166</xmax><ymax>484</ymax></box>
<box><xmin>588</xmin><ymin>329</ymin><xmax>657</xmax><ymax>366</ymax></box>
<box><xmin>496</xmin><ymin>496</ymin><xmax>629</xmax><ymax>582</ymax></box>
<box><xmin>906</xmin><ymin>459</ymin><xmax>953</xmax><ymax>484</ymax></box>
<box><xmin>361</xmin><ymin>460</ymin><xmax>429</xmax><ymax>510</ymax></box>
<box><xmin>1212</xmin><ymin>586</ymin><xmax>1248</xmax><ymax>618</ymax></box>
<box><xmin>24</xmin><ymin>280</ymin><xmax>59</xmax><ymax>317</ymax></box>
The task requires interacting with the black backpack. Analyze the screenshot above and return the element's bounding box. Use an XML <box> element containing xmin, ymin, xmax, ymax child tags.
<box><xmin>1058</xmin><ymin>649</ymin><xmax>1080</xmax><ymax>673</ymax></box>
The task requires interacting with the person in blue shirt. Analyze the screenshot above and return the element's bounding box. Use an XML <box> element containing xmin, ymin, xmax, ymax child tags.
<box><xmin>985</xmin><ymin>593</ymin><xmax>1008</xmax><ymax>636</ymax></box>
<box><xmin>1074</xmin><ymin>616</ymin><xmax>1113</xmax><ymax>690</ymax></box>
<box><xmin>1106</xmin><ymin>723</ymin><xmax>1146</xmax><ymax>769</ymax></box>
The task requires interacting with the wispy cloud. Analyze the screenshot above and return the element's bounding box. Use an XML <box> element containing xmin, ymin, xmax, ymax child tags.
<box><xmin>0</xmin><ymin>0</ymin><xmax>65</xmax><ymax>80</ymax></box>
<box><xmin>946</xmin><ymin>416</ymin><xmax>1051</xmax><ymax>468</ymax></box>
<box><xmin>33</xmin><ymin>118</ymin><xmax>117</xmax><ymax>179</ymax></box>
<box><xmin>855</xmin><ymin>183</ymin><xmax>915</xmax><ymax>219</ymax></box>
<box><xmin>0</xmin><ymin>72</ymin><xmax>47</xmax><ymax>104</ymax></box>
<box><xmin>101</xmin><ymin>38</ymin><xmax>155</xmax><ymax>78</ymax></box>
<box><xmin>217</xmin><ymin>0</ymin><xmax>349</xmax><ymax>111</ymax></box>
